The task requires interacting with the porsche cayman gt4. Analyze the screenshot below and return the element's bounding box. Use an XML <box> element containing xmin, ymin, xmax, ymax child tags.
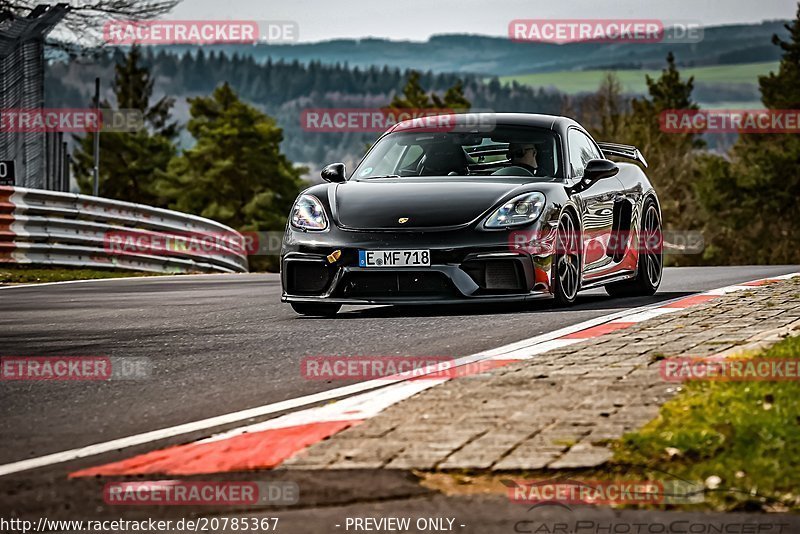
<box><xmin>281</xmin><ymin>113</ymin><xmax>663</xmax><ymax>316</ymax></box>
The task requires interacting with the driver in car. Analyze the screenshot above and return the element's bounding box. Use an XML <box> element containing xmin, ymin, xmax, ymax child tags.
<box><xmin>507</xmin><ymin>142</ymin><xmax>539</xmax><ymax>175</ymax></box>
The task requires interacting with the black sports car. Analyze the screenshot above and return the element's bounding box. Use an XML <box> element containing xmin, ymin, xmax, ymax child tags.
<box><xmin>281</xmin><ymin>113</ymin><xmax>662</xmax><ymax>316</ymax></box>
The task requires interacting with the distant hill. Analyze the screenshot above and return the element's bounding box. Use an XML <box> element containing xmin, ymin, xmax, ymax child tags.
<box><xmin>156</xmin><ymin>21</ymin><xmax>790</xmax><ymax>76</ymax></box>
<box><xmin>47</xmin><ymin>52</ymin><xmax>564</xmax><ymax>173</ymax></box>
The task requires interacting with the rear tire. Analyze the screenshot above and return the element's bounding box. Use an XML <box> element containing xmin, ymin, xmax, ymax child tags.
<box><xmin>552</xmin><ymin>210</ymin><xmax>581</xmax><ymax>307</ymax></box>
<box><xmin>290</xmin><ymin>302</ymin><xmax>342</xmax><ymax>317</ymax></box>
<box><xmin>605</xmin><ymin>199</ymin><xmax>662</xmax><ymax>297</ymax></box>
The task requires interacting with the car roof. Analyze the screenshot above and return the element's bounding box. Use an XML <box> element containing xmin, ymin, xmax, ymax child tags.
<box><xmin>387</xmin><ymin>112</ymin><xmax>584</xmax><ymax>135</ymax></box>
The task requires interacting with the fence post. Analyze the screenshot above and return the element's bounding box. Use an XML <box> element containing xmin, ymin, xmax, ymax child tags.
<box><xmin>62</xmin><ymin>141</ymin><xmax>70</xmax><ymax>192</ymax></box>
<box><xmin>92</xmin><ymin>77</ymin><xmax>100</xmax><ymax>196</ymax></box>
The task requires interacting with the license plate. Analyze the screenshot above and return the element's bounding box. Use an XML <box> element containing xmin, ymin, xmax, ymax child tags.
<box><xmin>358</xmin><ymin>249</ymin><xmax>431</xmax><ymax>267</ymax></box>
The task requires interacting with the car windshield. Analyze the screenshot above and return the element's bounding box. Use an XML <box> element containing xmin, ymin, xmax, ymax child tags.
<box><xmin>352</xmin><ymin>126</ymin><xmax>562</xmax><ymax>180</ymax></box>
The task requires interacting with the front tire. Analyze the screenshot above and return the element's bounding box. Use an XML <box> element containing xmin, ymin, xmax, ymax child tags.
<box><xmin>290</xmin><ymin>302</ymin><xmax>342</xmax><ymax>317</ymax></box>
<box><xmin>552</xmin><ymin>210</ymin><xmax>581</xmax><ymax>306</ymax></box>
<box><xmin>605</xmin><ymin>199</ymin><xmax>663</xmax><ymax>297</ymax></box>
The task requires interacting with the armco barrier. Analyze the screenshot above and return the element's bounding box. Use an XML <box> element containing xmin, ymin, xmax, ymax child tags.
<box><xmin>0</xmin><ymin>186</ymin><xmax>248</xmax><ymax>274</ymax></box>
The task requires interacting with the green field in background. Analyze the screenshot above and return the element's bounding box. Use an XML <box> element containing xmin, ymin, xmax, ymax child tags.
<box><xmin>500</xmin><ymin>61</ymin><xmax>779</xmax><ymax>96</ymax></box>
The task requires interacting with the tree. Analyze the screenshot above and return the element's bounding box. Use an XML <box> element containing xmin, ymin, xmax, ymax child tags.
<box><xmin>695</xmin><ymin>3</ymin><xmax>800</xmax><ymax>264</ymax></box>
<box><xmin>154</xmin><ymin>83</ymin><xmax>305</xmax><ymax>236</ymax></box>
<box><xmin>73</xmin><ymin>45</ymin><xmax>177</xmax><ymax>205</ymax></box>
<box><xmin>389</xmin><ymin>70</ymin><xmax>471</xmax><ymax>110</ymax></box>
<box><xmin>759</xmin><ymin>4</ymin><xmax>800</xmax><ymax>110</ymax></box>
<box><xmin>625</xmin><ymin>53</ymin><xmax>705</xmax><ymax>265</ymax></box>
<box><xmin>436</xmin><ymin>80</ymin><xmax>471</xmax><ymax>110</ymax></box>
<box><xmin>112</xmin><ymin>46</ymin><xmax>178</xmax><ymax>137</ymax></box>
<box><xmin>572</xmin><ymin>72</ymin><xmax>628</xmax><ymax>141</ymax></box>
<box><xmin>634</xmin><ymin>52</ymin><xmax>701</xmax><ymax>116</ymax></box>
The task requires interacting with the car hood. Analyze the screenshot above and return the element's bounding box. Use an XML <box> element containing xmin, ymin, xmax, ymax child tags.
<box><xmin>331</xmin><ymin>177</ymin><xmax>543</xmax><ymax>230</ymax></box>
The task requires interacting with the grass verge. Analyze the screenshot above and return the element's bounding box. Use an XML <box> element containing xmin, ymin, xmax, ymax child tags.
<box><xmin>499</xmin><ymin>61</ymin><xmax>777</xmax><ymax>98</ymax></box>
<box><xmin>0</xmin><ymin>265</ymin><xmax>163</xmax><ymax>285</ymax></box>
<box><xmin>613</xmin><ymin>333</ymin><xmax>800</xmax><ymax>512</ymax></box>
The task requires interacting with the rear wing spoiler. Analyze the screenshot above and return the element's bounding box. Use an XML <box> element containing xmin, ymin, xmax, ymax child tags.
<box><xmin>597</xmin><ymin>142</ymin><xmax>648</xmax><ymax>168</ymax></box>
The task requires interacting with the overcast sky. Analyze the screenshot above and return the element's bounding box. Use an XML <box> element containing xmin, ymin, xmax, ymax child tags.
<box><xmin>166</xmin><ymin>0</ymin><xmax>798</xmax><ymax>42</ymax></box>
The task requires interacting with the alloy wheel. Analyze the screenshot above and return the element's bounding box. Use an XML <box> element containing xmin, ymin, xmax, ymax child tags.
<box><xmin>556</xmin><ymin>213</ymin><xmax>580</xmax><ymax>301</ymax></box>
<box><xmin>642</xmin><ymin>204</ymin><xmax>663</xmax><ymax>288</ymax></box>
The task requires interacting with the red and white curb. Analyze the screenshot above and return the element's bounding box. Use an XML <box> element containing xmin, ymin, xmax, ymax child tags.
<box><xmin>59</xmin><ymin>272</ymin><xmax>799</xmax><ymax>478</ymax></box>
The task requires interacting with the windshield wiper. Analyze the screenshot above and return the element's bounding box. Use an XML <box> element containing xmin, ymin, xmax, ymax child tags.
<box><xmin>365</xmin><ymin>174</ymin><xmax>401</xmax><ymax>179</ymax></box>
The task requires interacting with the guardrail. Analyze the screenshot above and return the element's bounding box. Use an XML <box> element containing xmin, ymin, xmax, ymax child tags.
<box><xmin>0</xmin><ymin>186</ymin><xmax>249</xmax><ymax>274</ymax></box>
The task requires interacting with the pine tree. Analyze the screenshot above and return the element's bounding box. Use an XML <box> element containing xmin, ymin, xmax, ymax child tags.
<box><xmin>112</xmin><ymin>45</ymin><xmax>177</xmax><ymax>137</ymax></box>
<box><xmin>154</xmin><ymin>83</ymin><xmax>305</xmax><ymax>237</ymax></box>
<box><xmin>638</xmin><ymin>53</ymin><xmax>698</xmax><ymax>112</ymax></box>
<box><xmin>73</xmin><ymin>45</ymin><xmax>177</xmax><ymax>204</ymax></box>
<box><xmin>623</xmin><ymin>52</ymin><xmax>704</xmax><ymax>264</ymax></box>
<box><xmin>390</xmin><ymin>71</ymin><xmax>433</xmax><ymax>108</ymax></box>
<box><xmin>389</xmin><ymin>70</ymin><xmax>471</xmax><ymax>110</ymax></box>
<box><xmin>759</xmin><ymin>5</ymin><xmax>800</xmax><ymax>109</ymax></box>
<box><xmin>436</xmin><ymin>80</ymin><xmax>471</xmax><ymax>110</ymax></box>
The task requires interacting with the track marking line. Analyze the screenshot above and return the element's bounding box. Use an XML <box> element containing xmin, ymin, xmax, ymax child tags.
<box><xmin>487</xmin><ymin>338</ymin><xmax>581</xmax><ymax>361</ymax></box>
<box><xmin>609</xmin><ymin>307</ymin><xmax>678</xmax><ymax>323</ymax></box>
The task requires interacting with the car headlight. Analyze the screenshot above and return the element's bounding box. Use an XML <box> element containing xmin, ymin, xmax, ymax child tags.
<box><xmin>290</xmin><ymin>195</ymin><xmax>328</xmax><ymax>231</ymax></box>
<box><xmin>484</xmin><ymin>192</ymin><xmax>546</xmax><ymax>228</ymax></box>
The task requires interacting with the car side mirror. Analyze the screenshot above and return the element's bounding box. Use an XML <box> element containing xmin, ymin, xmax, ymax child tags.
<box><xmin>582</xmin><ymin>159</ymin><xmax>619</xmax><ymax>182</ymax></box>
<box><xmin>321</xmin><ymin>162</ymin><xmax>347</xmax><ymax>183</ymax></box>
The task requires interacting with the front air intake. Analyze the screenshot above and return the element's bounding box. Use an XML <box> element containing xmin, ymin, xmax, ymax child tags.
<box><xmin>461</xmin><ymin>259</ymin><xmax>526</xmax><ymax>293</ymax></box>
<box><xmin>285</xmin><ymin>261</ymin><xmax>334</xmax><ymax>295</ymax></box>
<box><xmin>339</xmin><ymin>271</ymin><xmax>457</xmax><ymax>299</ymax></box>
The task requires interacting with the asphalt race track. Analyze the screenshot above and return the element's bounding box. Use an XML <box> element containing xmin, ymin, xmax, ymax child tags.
<box><xmin>2</xmin><ymin>265</ymin><xmax>800</xmax><ymax>530</ymax></box>
<box><xmin>1</xmin><ymin>265</ymin><xmax>798</xmax><ymax>471</ymax></box>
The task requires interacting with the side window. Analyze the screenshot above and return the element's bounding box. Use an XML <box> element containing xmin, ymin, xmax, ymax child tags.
<box><xmin>568</xmin><ymin>130</ymin><xmax>602</xmax><ymax>178</ymax></box>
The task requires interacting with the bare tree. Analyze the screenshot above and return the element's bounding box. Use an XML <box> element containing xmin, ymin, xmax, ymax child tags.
<box><xmin>0</xmin><ymin>1</ymin><xmax>181</xmax><ymax>49</ymax></box>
